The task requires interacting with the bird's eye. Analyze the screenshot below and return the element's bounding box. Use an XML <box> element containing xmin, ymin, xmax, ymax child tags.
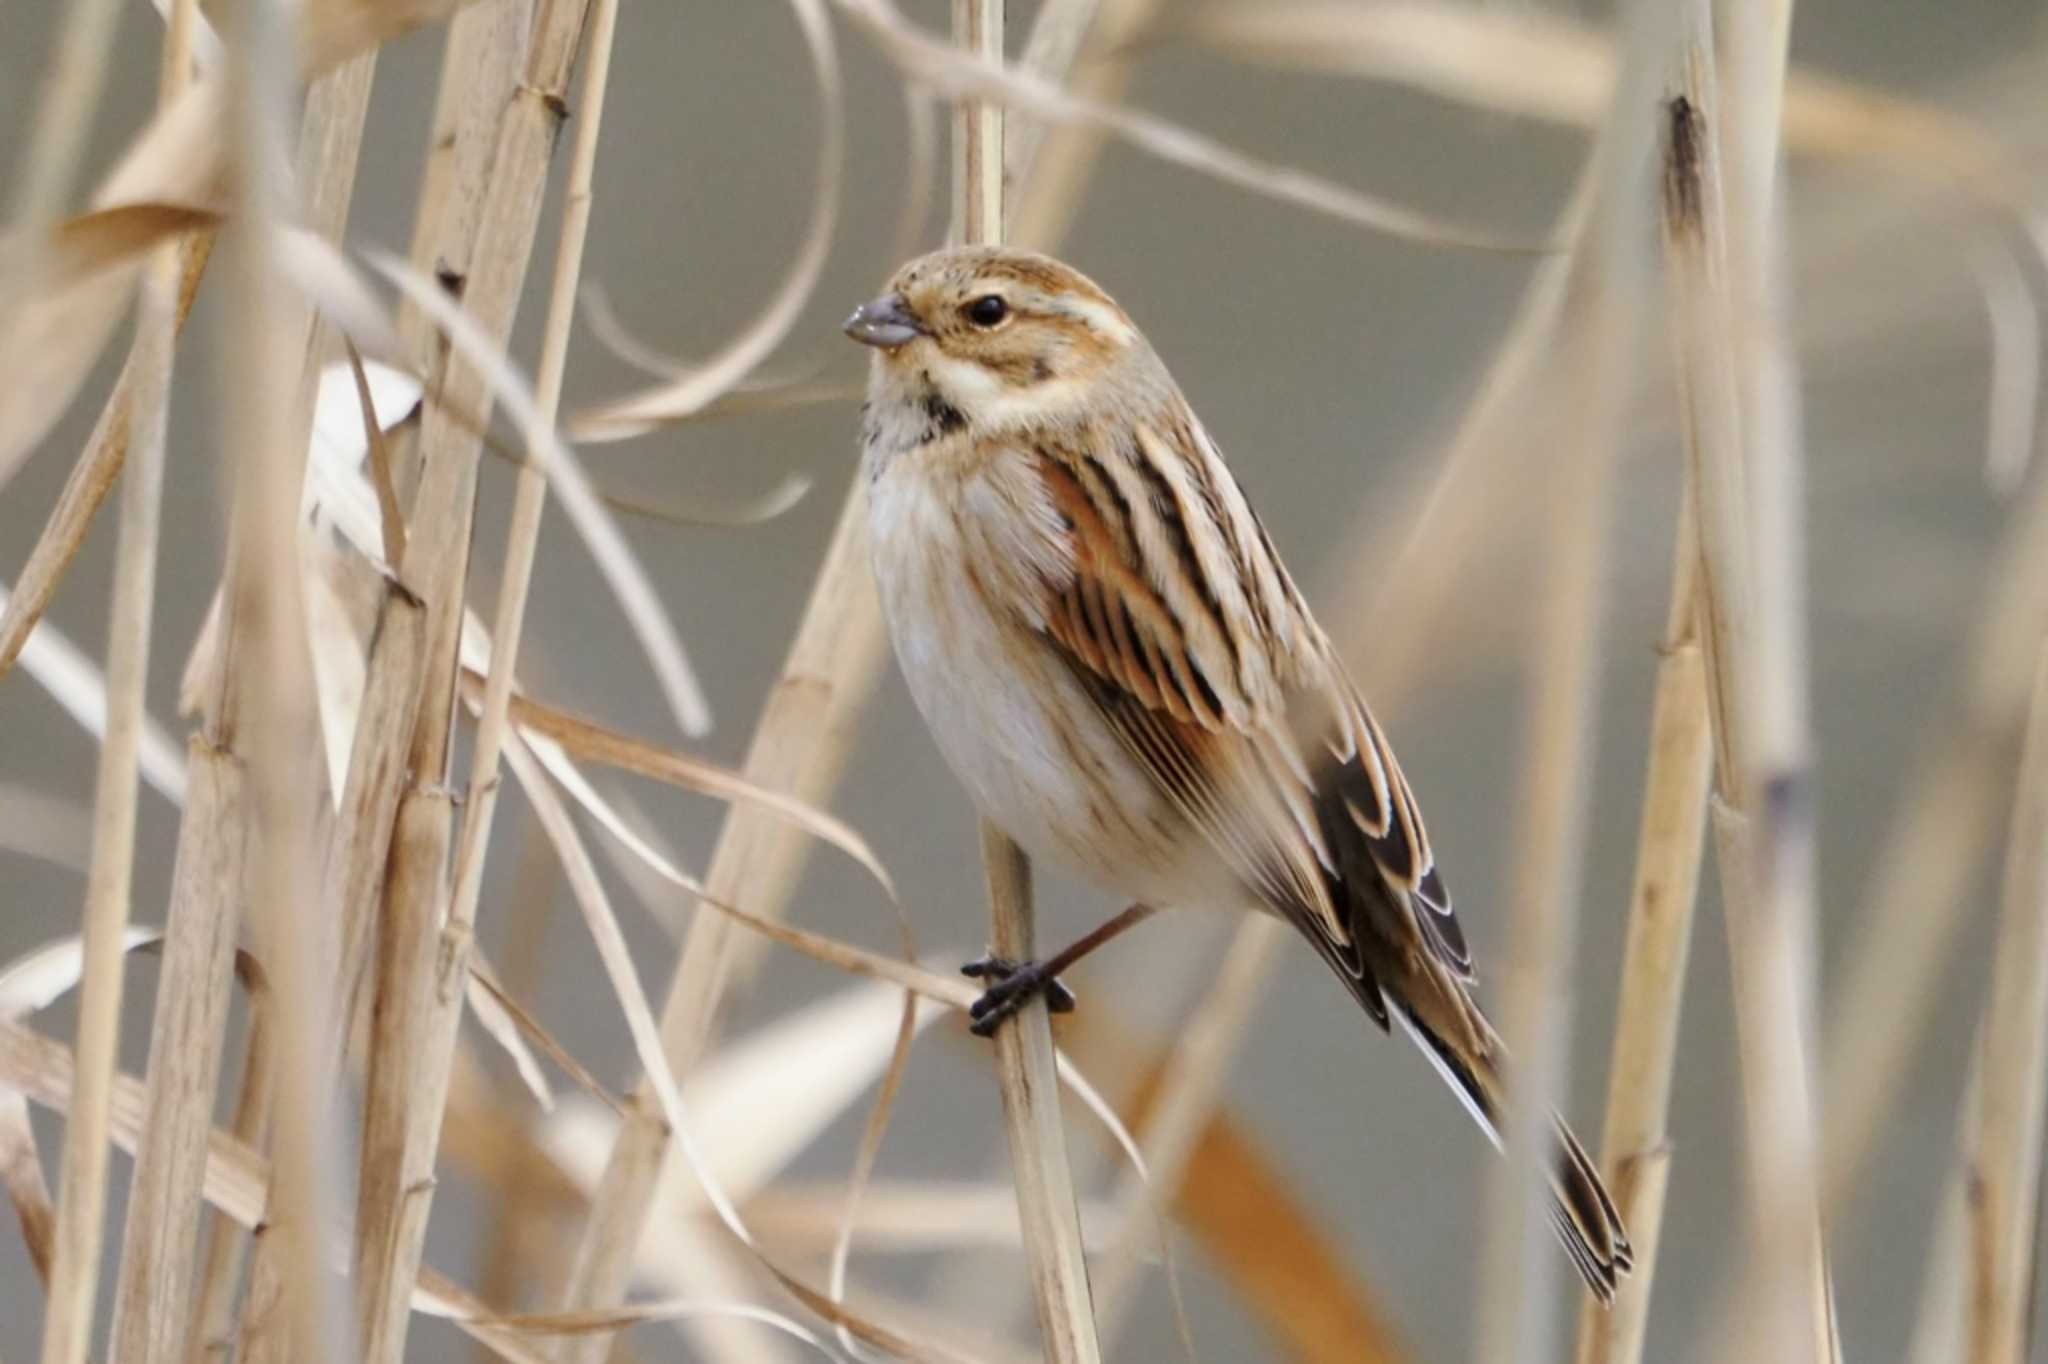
<box><xmin>965</xmin><ymin>295</ymin><xmax>1009</xmax><ymax>328</ymax></box>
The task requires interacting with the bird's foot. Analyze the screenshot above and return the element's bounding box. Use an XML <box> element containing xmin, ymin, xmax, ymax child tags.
<box><xmin>960</xmin><ymin>954</ymin><xmax>1076</xmax><ymax>1037</ymax></box>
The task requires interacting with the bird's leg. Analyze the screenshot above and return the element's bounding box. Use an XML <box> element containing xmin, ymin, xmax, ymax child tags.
<box><xmin>961</xmin><ymin>902</ymin><xmax>1159</xmax><ymax>1037</ymax></box>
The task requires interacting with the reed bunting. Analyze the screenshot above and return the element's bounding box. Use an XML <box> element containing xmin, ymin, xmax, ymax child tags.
<box><xmin>844</xmin><ymin>246</ymin><xmax>1632</xmax><ymax>1301</ymax></box>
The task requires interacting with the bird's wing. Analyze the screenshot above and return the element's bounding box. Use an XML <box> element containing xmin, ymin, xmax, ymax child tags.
<box><xmin>1020</xmin><ymin>418</ymin><xmax>1472</xmax><ymax>987</ymax></box>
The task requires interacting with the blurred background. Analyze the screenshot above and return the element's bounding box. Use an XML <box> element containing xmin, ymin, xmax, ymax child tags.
<box><xmin>4</xmin><ymin>0</ymin><xmax>2045</xmax><ymax>1359</ymax></box>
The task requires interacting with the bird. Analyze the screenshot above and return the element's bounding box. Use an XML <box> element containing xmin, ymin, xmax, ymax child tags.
<box><xmin>843</xmin><ymin>245</ymin><xmax>1632</xmax><ymax>1303</ymax></box>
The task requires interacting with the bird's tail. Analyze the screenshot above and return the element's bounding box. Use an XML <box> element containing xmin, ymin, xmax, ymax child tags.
<box><xmin>1389</xmin><ymin>1000</ymin><xmax>1635</xmax><ymax>1303</ymax></box>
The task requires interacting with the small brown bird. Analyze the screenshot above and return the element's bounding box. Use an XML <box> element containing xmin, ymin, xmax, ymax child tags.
<box><xmin>845</xmin><ymin>246</ymin><xmax>1632</xmax><ymax>1301</ymax></box>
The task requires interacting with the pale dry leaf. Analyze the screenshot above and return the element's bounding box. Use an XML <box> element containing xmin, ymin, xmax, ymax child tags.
<box><xmin>528</xmin><ymin>1110</ymin><xmax>815</xmax><ymax>1364</ymax></box>
<box><xmin>600</xmin><ymin>472</ymin><xmax>818</xmax><ymax>530</ymax></box>
<box><xmin>0</xmin><ymin>1087</ymin><xmax>54</xmax><ymax>1284</ymax></box>
<box><xmin>834</xmin><ymin>0</ymin><xmax>1553</xmax><ymax>253</ymax></box>
<box><xmin>1971</xmin><ymin>240</ymin><xmax>2040</xmax><ymax>493</ymax></box>
<box><xmin>340</xmin><ymin>338</ymin><xmax>411</xmax><ymax>563</ymax></box>
<box><xmin>0</xmin><ymin>588</ymin><xmax>185</xmax><ymax>802</ymax></box>
<box><xmin>501</xmin><ymin>731</ymin><xmax>746</xmax><ymax>1229</ymax></box>
<box><xmin>665</xmin><ymin>979</ymin><xmax>943</xmax><ymax>1210</ymax></box>
<box><xmin>298</xmin><ymin>0</ymin><xmax>479</xmax><ymax>76</ymax></box>
<box><xmin>451</xmin><ymin>610</ymin><xmax>718</xmax><ymax>949</ymax></box>
<box><xmin>0</xmin><ymin>785</ymin><xmax>94</xmax><ymax>873</ymax></box>
<box><xmin>463</xmin><ymin>957</ymin><xmax>557</xmax><ymax>1114</ymax></box>
<box><xmin>276</xmin><ymin>226</ymin><xmax>407</xmax><ymax>362</ymax></box>
<box><xmin>370</xmin><ymin>249</ymin><xmax>714</xmax><ymax>736</ymax></box>
<box><xmin>829</xmin><ymin>981</ymin><xmax>919</xmax><ymax>1357</ymax></box>
<box><xmin>35</xmin><ymin>203</ymin><xmax>219</xmax><ymax>283</ymax></box>
<box><xmin>0</xmin><ymin>0</ymin><xmax>467</xmax><ymax>483</ymax></box>
<box><xmin>571</xmin><ymin>0</ymin><xmax>844</xmax><ymax>440</ymax></box>
<box><xmin>464</xmin><ymin>950</ymin><xmax>623</xmax><ymax>1114</ymax></box>
<box><xmin>413</xmin><ymin>1294</ymin><xmax>841</xmax><ymax>1356</ymax></box>
<box><xmin>748</xmin><ymin>1181</ymin><xmax>1122</xmax><ymax>1255</ymax></box>
<box><xmin>507</xmin><ymin>739</ymin><xmax>984</xmax><ymax>1360</ymax></box>
<box><xmin>0</xmin><ymin>925</ymin><xmax>166</xmax><ymax>1284</ymax></box>
<box><xmin>304</xmin><ymin>363</ymin><xmax>422</xmax><ymax>578</ymax></box>
<box><xmin>144</xmin><ymin>0</ymin><xmax>226</xmax><ymax>73</ymax></box>
<box><xmin>1176</xmin><ymin>0</ymin><xmax>2022</xmax><ymax>203</ymax></box>
<box><xmin>303</xmin><ymin>541</ymin><xmax>370</xmax><ymax>805</ymax></box>
<box><xmin>491</xmin><ymin>687</ymin><xmax>895</xmax><ymax>899</ymax></box>
<box><xmin>0</xmin><ymin>929</ymin><xmax>165</xmax><ymax>1022</ymax></box>
<box><xmin>0</xmin><ymin>204</ymin><xmax>214</xmax><ymax>486</ymax></box>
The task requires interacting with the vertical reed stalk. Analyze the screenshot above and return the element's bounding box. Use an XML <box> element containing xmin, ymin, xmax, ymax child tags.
<box><xmin>1955</xmin><ymin>638</ymin><xmax>2048</xmax><ymax>1364</ymax></box>
<box><xmin>1662</xmin><ymin>3</ymin><xmax>1836</xmax><ymax>1359</ymax></box>
<box><xmin>35</xmin><ymin>259</ymin><xmax>170</xmax><ymax>1364</ymax></box>
<box><xmin>215</xmin><ymin>0</ymin><xmax>342</xmax><ymax>1355</ymax></box>
<box><xmin>978</xmin><ymin>826</ymin><xmax>1103</xmax><ymax>1363</ymax></box>
<box><xmin>33</xmin><ymin>7</ymin><xmax>187</xmax><ymax>1346</ymax></box>
<box><xmin>350</xmin><ymin>0</ymin><xmax>597</xmax><ymax>1354</ymax></box>
<box><xmin>955</xmin><ymin>2</ymin><xmax>1100</xmax><ymax>1356</ymax></box>
<box><xmin>109</xmin><ymin>5</ymin><xmax>374</xmax><ymax>1359</ymax></box>
<box><xmin>365</xmin><ymin>0</ymin><xmax>618</xmax><ymax>1347</ymax></box>
<box><xmin>1571</xmin><ymin>506</ymin><xmax>1713</xmax><ymax>1364</ymax></box>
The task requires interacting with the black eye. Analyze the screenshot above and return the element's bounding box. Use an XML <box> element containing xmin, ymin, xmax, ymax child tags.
<box><xmin>965</xmin><ymin>294</ymin><xmax>1008</xmax><ymax>328</ymax></box>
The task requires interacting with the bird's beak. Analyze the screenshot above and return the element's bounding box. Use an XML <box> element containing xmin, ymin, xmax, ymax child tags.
<box><xmin>842</xmin><ymin>293</ymin><xmax>924</xmax><ymax>349</ymax></box>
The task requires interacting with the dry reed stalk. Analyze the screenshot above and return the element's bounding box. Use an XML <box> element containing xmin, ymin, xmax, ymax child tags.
<box><xmin>214</xmin><ymin>0</ymin><xmax>348</xmax><ymax>1355</ymax></box>
<box><xmin>0</xmin><ymin>1014</ymin><xmax>555</xmax><ymax>1364</ymax></box>
<box><xmin>125</xmin><ymin>31</ymin><xmax>384</xmax><ymax>1363</ymax></box>
<box><xmin>106</xmin><ymin>737</ymin><xmax>248</xmax><ymax>1363</ymax></box>
<box><xmin>976</xmin><ymin>827</ymin><xmax>1104</xmax><ymax>1363</ymax></box>
<box><xmin>368</xmin><ymin>0</ymin><xmax>616</xmax><ymax>1339</ymax></box>
<box><xmin>470</xmin><ymin>824</ymin><xmax>566</xmax><ymax>1364</ymax></box>
<box><xmin>347</xmin><ymin>0</ymin><xmax>594</xmax><ymax>1352</ymax></box>
<box><xmin>106</xmin><ymin>14</ymin><xmax>375</xmax><ymax>1364</ymax></box>
<box><xmin>32</xmin><ymin>4</ymin><xmax>193</xmax><ymax>1355</ymax></box>
<box><xmin>390</xmin><ymin>0</ymin><xmax>535</xmax><ymax>475</ymax></box>
<box><xmin>1950</xmin><ymin>638</ymin><xmax>2048</xmax><ymax>1363</ymax></box>
<box><xmin>953</xmin><ymin>1</ymin><xmax>1101</xmax><ymax>1355</ymax></box>
<box><xmin>1661</xmin><ymin>5</ymin><xmax>1835</xmax><ymax>1361</ymax></box>
<box><xmin>354</xmin><ymin>0</ymin><xmax>620</xmax><ymax>1333</ymax></box>
<box><xmin>31</xmin><ymin>264</ymin><xmax>168</xmax><ymax>1361</ymax></box>
<box><xmin>1570</xmin><ymin>503</ymin><xmax>1713</xmax><ymax>1364</ymax></box>
<box><xmin>187</xmin><ymin>957</ymin><xmax>279</xmax><ymax>1362</ymax></box>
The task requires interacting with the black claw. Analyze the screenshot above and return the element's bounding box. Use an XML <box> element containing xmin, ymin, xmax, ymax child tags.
<box><xmin>958</xmin><ymin>954</ymin><xmax>1077</xmax><ymax>1036</ymax></box>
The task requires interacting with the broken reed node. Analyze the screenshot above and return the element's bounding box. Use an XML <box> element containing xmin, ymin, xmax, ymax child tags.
<box><xmin>0</xmin><ymin>1</ymin><xmax>2044</xmax><ymax>1363</ymax></box>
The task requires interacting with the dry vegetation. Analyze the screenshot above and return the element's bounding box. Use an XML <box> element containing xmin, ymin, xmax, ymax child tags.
<box><xmin>1</xmin><ymin>0</ymin><xmax>2046</xmax><ymax>1361</ymax></box>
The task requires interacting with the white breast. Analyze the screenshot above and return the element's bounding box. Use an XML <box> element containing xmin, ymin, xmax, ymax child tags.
<box><xmin>864</xmin><ymin>452</ymin><xmax>1194</xmax><ymax>904</ymax></box>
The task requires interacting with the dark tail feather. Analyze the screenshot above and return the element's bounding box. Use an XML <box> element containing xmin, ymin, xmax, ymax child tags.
<box><xmin>1390</xmin><ymin>1002</ymin><xmax>1634</xmax><ymax>1303</ymax></box>
<box><xmin>1547</xmin><ymin>1115</ymin><xmax>1634</xmax><ymax>1304</ymax></box>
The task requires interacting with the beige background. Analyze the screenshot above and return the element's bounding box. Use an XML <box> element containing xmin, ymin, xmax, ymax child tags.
<box><xmin>3</xmin><ymin>0</ymin><xmax>2044</xmax><ymax>1358</ymax></box>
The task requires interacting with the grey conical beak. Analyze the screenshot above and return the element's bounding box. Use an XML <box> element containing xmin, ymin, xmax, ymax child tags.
<box><xmin>842</xmin><ymin>293</ymin><xmax>924</xmax><ymax>348</ymax></box>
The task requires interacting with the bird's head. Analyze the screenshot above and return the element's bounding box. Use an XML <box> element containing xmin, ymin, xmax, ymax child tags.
<box><xmin>843</xmin><ymin>247</ymin><xmax>1148</xmax><ymax>436</ymax></box>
